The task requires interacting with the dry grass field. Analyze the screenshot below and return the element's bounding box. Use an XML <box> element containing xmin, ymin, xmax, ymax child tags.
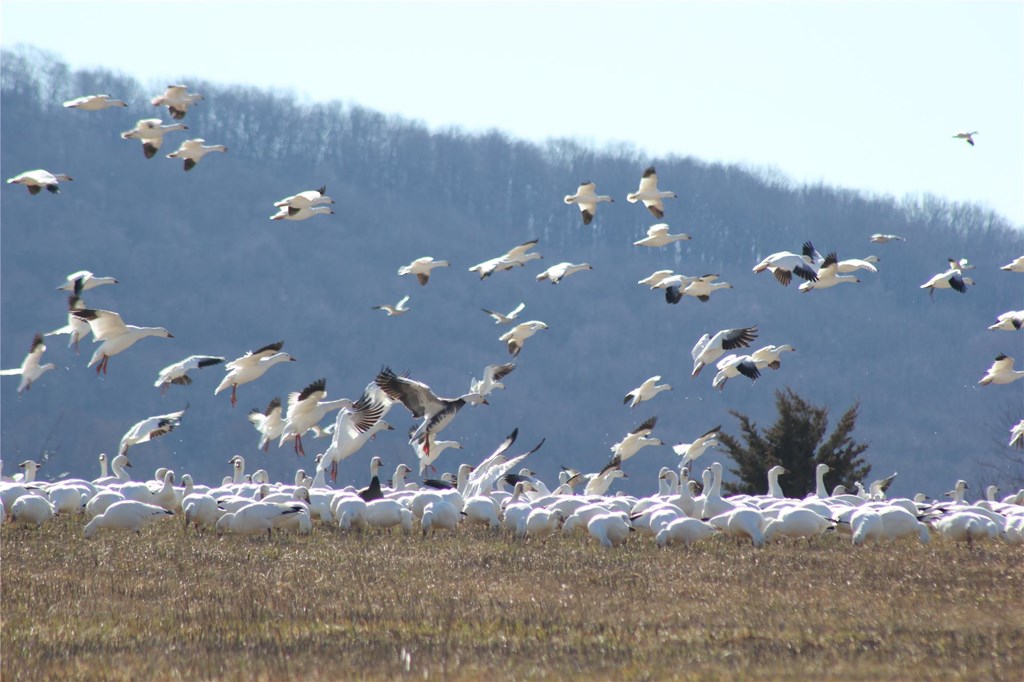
<box><xmin>2</xmin><ymin>517</ymin><xmax>1022</xmax><ymax>681</ymax></box>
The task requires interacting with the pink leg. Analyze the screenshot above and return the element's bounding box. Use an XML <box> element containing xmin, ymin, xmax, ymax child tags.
<box><xmin>230</xmin><ymin>385</ymin><xmax>237</xmax><ymax>408</ymax></box>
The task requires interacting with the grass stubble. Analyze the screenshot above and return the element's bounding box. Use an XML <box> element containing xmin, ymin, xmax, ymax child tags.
<box><xmin>1</xmin><ymin>517</ymin><xmax>1021</xmax><ymax>681</ymax></box>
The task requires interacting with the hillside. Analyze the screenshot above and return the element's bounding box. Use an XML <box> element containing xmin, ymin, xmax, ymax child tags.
<box><xmin>2</xmin><ymin>47</ymin><xmax>1022</xmax><ymax>496</ymax></box>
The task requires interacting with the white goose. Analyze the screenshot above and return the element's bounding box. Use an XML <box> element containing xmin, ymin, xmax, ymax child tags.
<box><xmin>536</xmin><ymin>262</ymin><xmax>592</xmax><ymax>284</ymax></box>
<box><xmin>499</xmin><ymin>320</ymin><xmax>548</xmax><ymax>358</ymax></box>
<box><xmin>837</xmin><ymin>255</ymin><xmax>879</xmax><ymax>274</ymax></box>
<box><xmin>637</xmin><ymin>270</ymin><xmax>675</xmax><ymax>287</ymax></box>
<box><xmin>634</xmin><ymin>223</ymin><xmax>691</xmax><ymax>248</ymax></box>
<box><xmin>711</xmin><ymin>354</ymin><xmax>761</xmax><ymax>390</ymax></box>
<box><xmin>469</xmin><ymin>362</ymin><xmax>516</xmax><ymax>397</ymax></box>
<box><xmin>372</xmin><ymin>295</ymin><xmax>411</xmax><ymax>316</ymax></box>
<box><xmin>6</xmin><ymin>169</ymin><xmax>74</xmax><ymax>195</ymax></box>
<box><xmin>1</xmin><ymin>334</ymin><xmax>56</xmax><ymax>395</ymax></box>
<box><xmin>869</xmin><ymin>233</ymin><xmax>905</xmax><ymax>243</ymax></box>
<box><xmin>320</xmin><ymin>393</ymin><xmax>392</xmax><ymax>481</ymax></box>
<box><xmin>166</xmin><ymin>138</ymin><xmax>227</xmax><ymax>171</ymax></box>
<box><xmin>1009</xmin><ymin>420</ymin><xmax>1024</xmax><ymax>449</ymax></box>
<box><xmin>119</xmin><ymin>408</ymin><xmax>186</xmax><ymax>456</ymax></box>
<box><xmin>564</xmin><ymin>181</ymin><xmax>613</xmax><ymax>225</ymax></box>
<box><xmin>121</xmin><ymin>118</ymin><xmax>188</xmax><ymax>158</ymax></box>
<box><xmin>413</xmin><ymin>435</ymin><xmax>463</xmax><ymax>476</ymax></box>
<box><xmin>1000</xmin><ymin>256</ymin><xmax>1024</xmax><ymax>273</ymax></box>
<box><xmin>216</xmin><ymin>501</ymin><xmax>308</xmax><ymax>538</ymax></box>
<box><xmin>269</xmin><ymin>205</ymin><xmax>334</xmax><ymax>221</ymax></box>
<box><xmin>63</xmin><ymin>94</ymin><xmax>128</xmax><ymax>110</ymax></box>
<box><xmin>154</xmin><ymin>355</ymin><xmax>225</xmax><ymax>392</ymax></box>
<box><xmin>750</xmin><ymin>344</ymin><xmax>796</xmax><ymax>370</ymax></box>
<box><xmin>978</xmin><ymin>355</ymin><xmax>1024</xmax><ymax>386</ymax></box>
<box><xmin>799</xmin><ymin>253</ymin><xmax>861</xmax><ymax>292</ymax></box>
<box><xmin>691</xmin><ymin>325</ymin><xmax>759</xmax><ymax>377</ymax></box>
<box><xmin>627</xmin><ymin>166</ymin><xmax>677</xmax><ymax>219</ymax></box>
<box><xmin>84</xmin><ymin>500</ymin><xmax>174</xmax><ymax>537</ymax></box>
<box><xmin>672</xmin><ymin>425</ymin><xmax>721</xmax><ymax>466</ymax></box>
<box><xmin>397</xmin><ymin>256</ymin><xmax>450</xmax><ymax>285</ymax></box>
<box><xmin>604</xmin><ymin>416</ymin><xmax>662</xmax><ymax>469</ymax></box>
<box><xmin>274</xmin><ymin>185</ymin><xmax>334</xmax><ymax>210</ymax></box>
<box><xmin>216</xmin><ymin>341</ymin><xmax>296</xmax><ymax>407</ymax></box>
<box><xmin>45</xmin><ymin>295</ymin><xmax>91</xmax><ymax>351</ymax></box>
<box><xmin>469</xmin><ymin>239</ymin><xmax>542</xmax><ymax>279</ymax></box>
<box><xmin>71</xmin><ymin>308</ymin><xmax>173</xmax><ymax>374</ymax></box>
<box><xmin>151</xmin><ymin>84</ymin><xmax>203</xmax><ymax>119</ymax></box>
<box><xmin>624</xmin><ymin>375</ymin><xmax>672</xmax><ymax>408</ymax></box>
<box><xmin>752</xmin><ymin>249</ymin><xmax>818</xmax><ymax>287</ymax></box>
<box><xmin>481</xmin><ymin>302</ymin><xmax>526</xmax><ymax>325</ymax></box>
<box><xmin>920</xmin><ymin>267</ymin><xmax>974</xmax><ymax>295</ymax></box>
<box><xmin>988</xmin><ymin>311</ymin><xmax>1024</xmax><ymax>332</ymax></box>
<box><xmin>667</xmin><ymin>275</ymin><xmax>733</xmax><ymax>303</ymax></box>
<box><xmin>93</xmin><ymin>453</ymin><xmax>133</xmax><ymax>486</ymax></box>
<box><xmin>655</xmin><ymin>517</ymin><xmax>718</xmax><ymax>548</ymax></box>
<box><xmin>279</xmin><ymin>379</ymin><xmax>354</xmax><ymax>455</ymax></box>
<box><xmin>58</xmin><ymin>270</ymin><xmax>118</xmax><ymax>294</ymax></box>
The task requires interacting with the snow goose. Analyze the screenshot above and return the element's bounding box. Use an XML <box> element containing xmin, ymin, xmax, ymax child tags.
<box><xmin>1010</xmin><ymin>420</ymin><xmax>1024</xmax><ymax>449</ymax></box>
<box><xmin>499</xmin><ymin>320</ymin><xmax>548</xmax><ymax>358</ymax></box>
<box><xmin>627</xmin><ymin>166</ymin><xmax>677</xmax><ymax>219</ymax></box>
<box><xmin>247</xmin><ymin>397</ymin><xmax>284</xmax><ymax>451</ymax></box>
<box><xmin>564</xmin><ymin>181</ymin><xmax>613</xmax><ymax>225</ymax></box>
<box><xmin>708</xmin><ymin>507</ymin><xmax>766</xmax><ymax>548</ymax></box>
<box><xmin>363</xmin><ymin>498</ymin><xmax>413</xmax><ymax>532</ymax></box>
<box><xmin>581</xmin><ymin>512</ymin><xmax>629</xmax><ymax>547</ymax></box>
<box><xmin>413</xmin><ymin>434</ymin><xmax>463</xmax><ymax>476</ymax></box>
<box><xmin>691</xmin><ymin>325</ymin><xmax>759</xmax><ymax>377</ymax></box>
<box><xmin>398</xmin><ymin>256</ymin><xmax>450</xmax><ymax>285</ymax></box>
<box><xmin>274</xmin><ymin>185</ymin><xmax>334</xmax><ymax>210</ymax></box>
<box><xmin>469</xmin><ymin>239</ymin><xmax>542</xmax><ymax>279</ymax></box>
<box><xmin>421</xmin><ymin>499</ymin><xmax>461</xmax><ymax>535</ymax></box>
<box><xmin>536</xmin><ymin>262</ymin><xmax>592</xmax><ymax>284</ymax></box>
<box><xmin>481</xmin><ymin>302</ymin><xmax>526</xmax><ymax>325</ymax></box>
<box><xmin>45</xmin><ymin>295</ymin><xmax>91</xmax><ymax>351</ymax></box>
<box><xmin>624</xmin><ymin>375</ymin><xmax>672</xmax><ymax>408</ymax></box>
<box><xmin>952</xmin><ymin>131</ymin><xmax>978</xmax><ymax>146</ymax></box>
<box><xmin>667</xmin><ymin>275</ymin><xmax>732</xmax><ymax>303</ymax></box>
<box><xmin>837</xmin><ymin>255</ymin><xmax>879</xmax><ymax>274</ymax></box>
<box><xmin>320</xmin><ymin>392</ymin><xmax>392</xmax><ymax>481</ymax></box>
<box><xmin>375</xmin><ymin>367</ymin><xmax>487</xmax><ymax>444</ymax></box>
<box><xmin>1</xmin><ymin>334</ymin><xmax>56</xmax><ymax>395</ymax></box>
<box><xmin>750</xmin><ymin>344</ymin><xmax>796</xmax><ymax>370</ymax></box>
<box><xmin>151</xmin><ymin>84</ymin><xmax>203</xmax><ymax>119</ymax></box>
<box><xmin>166</xmin><ymin>138</ymin><xmax>227</xmax><ymax>171</ymax></box>
<box><xmin>752</xmin><ymin>250</ymin><xmax>818</xmax><ymax>286</ymax></box>
<box><xmin>120</xmin><ymin>118</ymin><xmax>188</xmax><ymax>158</ymax></box>
<box><xmin>656</xmin><ymin>517</ymin><xmax>717</xmax><ymax>548</ymax></box>
<box><xmin>279</xmin><ymin>379</ymin><xmax>354</xmax><ymax>455</ymax></box>
<box><xmin>634</xmin><ymin>223</ymin><xmax>691</xmax><ymax>248</ymax></box>
<box><xmin>870</xmin><ymin>233</ymin><xmax>906</xmax><ymax>243</ymax></box>
<box><xmin>766</xmin><ymin>465</ymin><xmax>789</xmax><ymax>499</ymax></box>
<box><xmin>6</xmin><ymin>169</ymin><xmax>74</xmax><ymax>194</ymax></box>
<box><xmin>469</xmin><ymin>362</ymin><xmax>516</xmax><ymax>397</ymax></box>
<box><xmin>763</xmin><ymin>507</ymin><xmax>831</xmax><ymax>543</ymax></box>
<box><xmin>372</xmin><ymin>295</ymin><xmax>410</xmax><ymax>316</ymax></box>
<box><xmin>921</xmin><ymin>265</ymin><xmax>974</xmax><ymax>295</ymax></box>
<box><xmin>216</xmin><ymin>501</ymin><xmax>307</xmax><ymax>538</ymax></box>
<box><xmin>216</xmin><ymin>341</ymin><xmax>296</xmax><ymax>407</ymax></box>
<box><xmin>182</xmin><ymin>488</ymin><xmax>220</xmax><ymax>533</ymax></box>
<box><xmin>93</xmin><ymin>454</ymin><xmax>133</xmax><ymax>486</ymax></box>
<box><xmin>638</xmin><ymin>270</ymin><xmax>675</xmax><ymax>287</ymax></box>
<box><xmin>712</xmin><ymin>354</ymin><xmax>761</xmax><ymax>390</ymax></box>
<box><xmin>602</xmin><ymin>416</ymin><xmax>662</xmax><ymax>472</ymax></box>
<box><xmin>978</xmin><ymin>354</ymin><xmax>1024</xmax><ymax>386</ymax></box>
<box><xmin>270</xmin><ymin>205</ymin><xmax>334</xmax><ymax>221</ymax></box>
<box><xmin>1000</xmin><ymin>256</ymin><xmax>1024</xmax><ymax>273</ymax></box>
<box><xmin>154</xmin><ymin>355</ymin><xmax>225</xmax><ymax>392</ymax></box>
<box><xmin>58</xmin><ymin>270</ymin><xmax>118</xmax><ymax>294</ymax></box>
<box><xmin>672</xmin><ymin>426</ymin><xmax>721</xmax><ymax>467</ymax></box>
<box><xmin>799</xmin><ymin>253</ymin><xmax>861</xmax><ymax>292</ymax></box>
<box><xmin>525</xmin><ymin>508</ymin><xmax>565</xmax><ymax>539</ymax></box>
<box><xmin>10</xmin><ymin>494</ymin><xmax>57</xmax><ymax>528</ymax></box>
<box><xmin>63</xmin><ymin>94</ymin><xmax>128</xmax><ymax>110</ymax></box>
<box><xmin>12</xmin><ymin>460</ymin><xmax>43</xmax><ymax>484</ymax></box>
<box><xmin>149</xmin><ymin>470</ymin><xmax>178</xmax><ymax>511</ymax></box>
<box><xmin>71</xmin><ymin>308</ymin><xmax>173</xmax><ymax>374</ymax></box>
<box><xmin>119</xmin><ymin>407</ymin><xmax>186</xmax><ymax>456</ymax></box>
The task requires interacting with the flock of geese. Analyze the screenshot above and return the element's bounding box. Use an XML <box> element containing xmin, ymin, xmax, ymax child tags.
<box><xmin>1</xmin><ymin>83</ymin><xmax>1022</xmax><ymax>548</ymax></box>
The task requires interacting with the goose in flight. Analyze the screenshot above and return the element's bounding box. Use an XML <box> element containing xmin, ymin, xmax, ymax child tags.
<box><xmin>119</xmin><ymin>407</ymin><xmax>186</xmax><ymax>456</ymax></box>
<box><xmin>45</xmin><ymin>295</ymin><xmax>91</xmax><ymax>351</ymax></box>
<box><xmin>870</xmin><ymin>233</ymin><xmax>905</xmax><ymax>244</ymax></box>
<box><xmin>413</xmin><ymin>434</ymin><xmax>463</xmax><ymax>476</ymax></box>
<box><xmin>269</xmin><ymin>205</ymin><xmax>334</xmax><ymax>221</ymax></box>
<box><xmin>952</xmin><ymin>131</ymin><xmax>978</xmax><ymax>146</ymax></box>
<box><xmin>57</xmin><ymin>270</ymin><xmax>118</xmax><ymax>294</ymax></box>
<box><xmin>1010</xmin><ymin>420</ymin><xmax>1024</xmax><ymax>449</ymax></box>
<box><xmin>481</xmin><ymin>302</ymin><xmax>525</xmax><ymax>325</ymax></box>
<box><xmin>634</xmin><ymin>223</ymin><xmax>691</xmax><ymax>248</ymax></box>
<box><xmin>750</xmin><ymin>344</ymin><xmax>796</xmax><ymax>370</ymax></box>
<box><xmin>753</xmin><ymin>249</ymin><xmax>818</xmax><ymax>286</ymax></box>
<box><xmin>248</xmin><ymin>397</ymin><xmax>284</xmax><ymax>452</ymax></box>
<box><xmin>151</xmin><ymin>84</ymin><xmax>203</xmax><ymax>119</ymax></box>
<box><xmin>920</xmin><ymin>267</ymin><xmax>974</xmax><ymax>295</ymax></box>
<box><xmin>469</xmin><ymin>239</ymin><xmax>542</xmax><ymax>279</ymax></box>
<box><xmin>672</xmin><ymin>425</ymin><xmax>721</xmax><ymax>466</ymax></box>
<box><xmin>71</xmin><ymin>308</ymin><xmax>173</xmax><ymax>374</ymax></box>
<box><xmin>627</xmin><ymin>167</ymin><xmax>677</xmax><ymax>219</ymax></box>
<box><xmin>469</xmin><ymin>362</ymin><xmax>516</xmax><ymax>397</ymax></box>
<box><xmin>691</xmin><ymin>325</ymin><xmax>759</xmax><ymax>377</ymax></box>
<box><xmin>375</xmin><ymin>367</ymin><xmax>487</xmax><ymax>446</ymax></box>
<box><xmin>711</xmin><ymin>354</ymin><xmax>761</xmax><ymax>390</ymax></box>
<box><xmin>1</xmin><ymin>334</ymin><xmax>56</xmax><ymax>395</ymax></box>
<box><xmin>6</xmin><ymin>169</ymin><xmax>73</xmax><ymax>195</ymax></box>
<box><xmin>274</xmin><ymin>185</ymin><xmax>334</xmax><ymax>210</ymax></box>
<box><xmin>121</xmin><ymin>119</ymin><xmax>188</xmax><ymax>158</ymax></box>
<box><xmin>799</xmin><ymin>253</ymin><xmax>861</xmax><ymax>292</ymax></box>
<box><xmin>666</xmin><ymin>275</ymin><xmax>732</xmax><ymax>303</ymax></box>
<box><xmin>63</xmin><ymin>94</ymin><xmax>128</xmax><ymax>110</ymax></box>
<box><xmin>166</xmin><ymin>138</ymin><xmax>227</xmax><ymax>171</ymax></box>
<box><xmin>601</xmin><ymin>416</ymin><xmax>662</xmax><ymax>473</ymax></box>
<box><xmin>624</xmin><ymin>376</ymin><xmax>672</xmax><ymax>408</ymax></box>
<box><xmin>372</xmin><ymin>295</ymin><xmax>410</xmax><ymax>316</ymax></box>
<box><xmin>499</xmin><ymin>320</ymin><xmax>548</xmax><ymax>357</ymax></box>
<box><xmin>837</xmin><ymin>255</ymin><xmax>879</xmax><ymax>274</ymax></box>
<box><xmin>536</xmin><ymin>262</ymin><xmax>592</xmax><ymax>284</ymax></box>
<box><xmin>215</xmin><ymin>341</ymin><xmax>297</xmax><ymax>407</ymax></box>
<box><xmin>279</xmin><ymin>379</ymin><xmax>354</xmax><ymax>455</ymax></box>
<box><xmin>564</xmin><ymin>181</ymin><xmax>613</xmax><ymax>225</ymax></box>
<box><xmin>154</xmin><ymin>355</ymin><xmax>225</xmax><ymax>392</ymax></box>
<box><xmin>637</xmin><ymin>270</ymin><xmax>675</xmax><ymax>287</ymax></box>
<box><xmin>321</xmin><ymin>393</ymin><xmax>392</xmax><ymax>481</ymax></box>
<box><xmin>398</xmin><ymin>256</ymin><xmax>450</xmax><ymax>285</ymax></box>
<box><xmin>978</xmin><ymin>355</ymin><xmax>1024</xmax><ymax>386</ymax></box>
<box><xmin>989</xmin><ymin>311</ymin><xmax>1024</xmax><ymax>332</ymax></box>
<box><xmin>1000</xmin><ymin>256</ymin><xmax>1024</xmax><ymax>273</ymax></box>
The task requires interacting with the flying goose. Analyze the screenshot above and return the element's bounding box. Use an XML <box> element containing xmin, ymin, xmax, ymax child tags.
<box><xmin>375</xmin><ymin>367</ymin><xmax>487</xmax><ymax>446</ymax></box>
<box><xmin>154</xmin><ymin>355</ymin><xmax>225</xmax><ymax>392</ymax></box>
<box><xmin>1010</xmin><ymin>420</ymin><xmax>1024</xmax><ymax>449</ymax></box>
<box><xmin>672</xmin><ymin>425</ymin><xmax>721</xmax><ymax>466</ymax></box>
<box><xmin>413</xmin><ymin>434</ymin><xmax>463</xmax><ymax>476</ymax></box>
<box><xmin>119</xmin><ymin>407</ymin><xmax>187</xmax><ymax>456</ymax></box>
<box><xmin>397</xmin><ymin>256</ymin><xmax>450</xmax><ymax>285</ymax></box>
<box><xmin>711</xmin><ymin>354</ymin><xmax>761</xmax><ymax>390</ymax></box>
<box><xmin>870</xmin><ymin>233</ymin><xmax>906</xmax><ymax>244</ymax></box>
<box><xmin>372</xmin><ymin>295</ymin><xmax>411</xmax><ymax>316</ymax></box>
<box><xmin>624</xmin><ymin>376</ymin><xmax>672</xmax><ymax>408</ymax></box>
<box><xmin>750</xmin><ymin>344</ymin><xmax>796</xmax><ymax>370</ymax></box>
<box><xmin>274</xmin><ymin>185</ymin><xmax>334</xmax><ymax>210</ymax></box>
<box><xmin>637</xmin><ymin>270</ymin><xmax>675</xmax><ymax>287</ymax></box>
<box><xmin>691</xmin><ymin>325</ymin><xmax>759</xmax><ymax>377</ymax></box>
<box><xmin>269</xmin><ymin>205</ymin><xmax>334</xmax><ymax>221</ymax></box>
<box><xmin>248</xmin><ymin>397</ymin><xmax>284</xmax><ymax>452</ymax></box>
<box><xmin>1000</xmin><ymin>256</ymin><xmax>1024</xmax><ymax>273</ymax></box>
<box><xmin>6</xmin><ymin>169</ymin><xmax>73</xmax><ymax>194</ymax></box>
<box><xmin>752</xmin><ymin>249</ymin><xmax>818</xmax><ymax>286</ymax></box>
<box><xmin>536</xmin><ymin>262</ymin><xmax>592</xmax><ymax>284</ymax></box>
<box><xmin>121</xmin><ymin>119</ymin><xmax>188</xmax><ymax>158</ymax></box>
<box><xmin>920</xmin><ymin>267</ymin><xmax>974</xmax><ymax>295</ymax></box>
<box><xmin>563</xmin><ymin>181</ymin><xmax>613</xmax><ymax>225</ymax></box>
<box><xmin>469</xmin><ymin>362</ymin><xmax>516</xmax><ymax>397</ymax></box>
<box><xmin>978</xmin><ymin>354</ymin><xmax>1024</xmax><ymax>386</ymax></box>
<box><xmin>469</xmin><ymin>239</ymin><xmax>542</xmax><ymax>279</ymax></box>
<box><xmin>321</xmin><ymin>394</ymin><xmax>392</xmax><ymax>481</ymax></box>
<box><xmin>837</xmin><ymin>255</ymin><xmax>879</xmax><ymax>274</ymax></box>
<box><xmin>952</xmin><ymin>131</ymin><xmax>978</xmax><ymax>146</ymax></box>
<box><xmin>45</xmin><ymin>295</ymin><xmax>91</xmax><ymax>351</ymax></box>
<box><xmin>57</xmin><ymin>270</ymin><xmax>119</xmax><ymax>294</ymax></box>
<box><xmin>499</xmin><ymin>320</ymin><xmax>548</xmax><ymax>357</ymax></box>
<box><xmin>989</xmin><ymin>311</ymin><xmax>1024</xmax><ymax>332</ymax></box>
<box><xmin>215</xmin><ymin>341</ymin><xmax>297</xmax><ymax>407</ymax></box>
<box><xmin>166</xmin><ymin>138</ymin><xmax>227</xmax><ymax>171</ymax></box>
<box><xmin>71</xmin><ymin>308</ymin><xmax>173</xmax><ymax>374</ymax></box>
<box><xmin>151</xmin><ymin>85</ymin><xmax>204</xmax><ymax>119</ymax></box>
<box><xmin>63</xmin><ymin>94</ymin><xmax>128</xmax><ymax>110</ymax></box>
<box><xmin>633</xmin><ymin>223</ymin><xmax>691</xmax><ymax>248</ymax></box>
<box><xmin>627</xmin><ymin>167</ymin><xmax>677</xmax><ymax>219</ymax></box>
<box><xmin>481</xmin><ymin>302</ymin><xmax>526</xmax><ymax>325</ymax></box>
<box><xmin>799</xmin><ymin>253</ymin><xmax>860</xmax><ymax>291</ymax></box>
<box><xmin>279</xmin><ymin>379</ymin><xmax>354</xmax><ymax>455</ymax></box>
<box><xmin>601</xmin><ymin>416</ymin><xmax>662</xmax><ymax>473</ymax></box>
<box><xmin>1</xmin><ymin>334</ymin><xmax>56</xmax><ymax>395</ymax></box>
<box><xmin>666</xmin><ymin>275</ymin><xmax>732</xmax><ymax>303</ymax></box>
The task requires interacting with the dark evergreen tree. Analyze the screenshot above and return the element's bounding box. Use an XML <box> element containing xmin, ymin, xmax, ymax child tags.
<box><xmin>719</xmin><ymin>388</ymin><xmax>870</xmax><ymax>496</ymax></box>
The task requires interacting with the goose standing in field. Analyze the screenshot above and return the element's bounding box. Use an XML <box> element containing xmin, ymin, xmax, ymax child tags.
<box><xmin>469</xmin><ymin>362</ymin><xmax>516</xmax><ymax>397</ymax></box>
<box><xmin>71</xmin><ymin>308</ymin><xmax>173</xmax><ymax>374</ymax></box>
<box><xmin>10</xmin><ymin>495</ymin><xmax>56</xmax><ymax>528</ymax></box>
<box><xmin>120</xmin><ymin>118</ymin><xmax>188</xmax><ymax>158</ymax></box>
<box><xmin>634</xmin><ymin>223</ymin><xmax>691</xmax><ymax>248</ymax></box>
<box><xmin>93</xmin><ymin>453</ymin><xmax>133</xmax><ymax>487</ymax></box>
<box><xmin>499</xmin><ymin>320</ymin><xmax>548</xmax><ymax>358</ymax></box>
<box><xmin>469</xmin><ymin>239</ymin><xmax>543</xmax><ymax>279</ymax></box>
<box><xmin>1</xmin><ymin>334</ymin><xmax>56</xmax><ymax>395</ymax></box>
<box><xmin>1000</xmin><ymin>256</ymin><xmax>1024</xmax><ymax>273</ymax></box>
<box><xmin>989</xmin><ymin>311</ymin><xmax>1024</xmax><ymax>332</ymax></box>
<box><xmin>215</xmin><ymin>341</ymin><xmax>296</xmax><ymax>407</ymax></box>
<box><xmin>799</xmin><ymin>253</ymin><xmax>861</xmax><ymax>292</ymax></box>
<box><xmin>372</xmin><ymin>295</ymin><xmax>410</xmax><ymax>316</ymax></box>
<box><xmin>627</xmin><ymin>166</ymin><xmax>677</xmax><ymax>219</ymax></box>
<box><xmin>248</xmin><ymin>397</ymin><xmax>284</xmax><ymax>452</ymax></box>
<box><xmin>672</xmin><ymin>425</ymin><xmax>721</xmax><ymax>467</ymax></box>
<box><xmin>667</xmin><ymin>275</ymin><xmax>733</xmax><ymax>303</ymax></box>
<box><xmin>481</xmin><ymin>302</ymin><xmax>526</xmax><ymax>325</ymax></box>
<box><xmin>624</xmin><ymin>375</ymin><xmax>672</xmax><ymax>408</ymax></box>
<box><xmin>920</xmin><ymin>266</ymin><xmax>974</xmax><ymax>296</ymax></box>
<box><xmin>11</xmin><ymin>459</ymin><xmax>42</xmax><ymax>484</ymax></box>
<box><xmin>45</xmin><ymin>295</ymin><xmax>91</xmax><ymax>351</ymax></box>
<box><xmin>269</xmin><ymin>204</ymin><xmax>334</xmax><ymax>221</ymax></box>
<box><xmin>6</xmin><ymin>169</ymin><xmax>73</xmax><ymax>195</ymax></box>
<box><xmin>166</xmin><ymin>138</ymin><xmax>227</xmax><ymax>171</ymax></box>
<box><xmin>279</xmin><ymin>379</ymin><xmax>354</xmax><ymax>456</ymax></box>
<box><xmin>870</xmin><ymin>233</ymin><xmax>906</xmax><ymax>244</ymax></box>
<box><xmin>151</xmin><ymin>84</ymin><xmax>204</xmax><ymax>119</ymax></box>
<box><xmin>564</xmin><ymin>181</ymin><xmax>613</xmax><ymax>225</ymax></box>
<box><xmin>752</xmin><ymin>249</ymin><xmax>818</xmax><ymax>287</ymax></box>
<box><xmin>711</xmin><ymin>354</ymin><xmax>761</xmax><ymax>390</ymax></box>
<box><xmin>119</xmin><ymin>407</ymin><xmax>186</xmax><ymax>456</ymax></box>
<box><xmin>397</xmin><ymin>256</ymin><xmax>450</xmax><ymax>285</ymax></box>
<box><xmin>63</xmin><ymin>94</ymin><xmax>128</xmax><ymax>110</ymax></box>
<box><xmin>952</xmin><ymin>131</ymin><xmax>978</xmax><ymax>146</ymax></box>
<box><xmin>691</xmin><ymin>325</ymin><xmax>759</xmax><ymax>377</ymax></box>
<box><xmin>536</xmin><ymin>262</ymin><xmax>592</xmax><ymax>284</ymax></box>
<box><xmin>154</xmin><ymin>355</ymin><xmax>225</xmax><ymax>392</ymax></box>
<box><xmin>58</xmin><ymin>270</ymin><xmax>119</xmax><ymax>294</ymax></box>
<box><xmin>375</xmin><ymin>367</ymin><xmax>487</xmax><ymax>446</ymax></box>
<box><xmin>978</xmin><ymin>355</ymin><xmax>1024</xmax><ymax>386</ymax></box>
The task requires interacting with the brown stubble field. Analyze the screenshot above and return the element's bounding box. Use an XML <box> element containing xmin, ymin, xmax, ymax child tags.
<box><xmin>1</xmin><ymin>517</ymin><xmax>1022</xmax><ymax>681</ymax></box>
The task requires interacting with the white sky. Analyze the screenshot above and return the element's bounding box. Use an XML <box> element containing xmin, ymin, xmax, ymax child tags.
<box><xmin>3</xmin><ymin>1</ymin><xmax>1022</xmax><ymax>225</ymax></box>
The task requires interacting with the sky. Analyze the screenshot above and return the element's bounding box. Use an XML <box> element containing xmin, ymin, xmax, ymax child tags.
<box><xmin>2</xmin><ymin>1</ymin><xmax>1023</xmax><ymax>225</ymax></box>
